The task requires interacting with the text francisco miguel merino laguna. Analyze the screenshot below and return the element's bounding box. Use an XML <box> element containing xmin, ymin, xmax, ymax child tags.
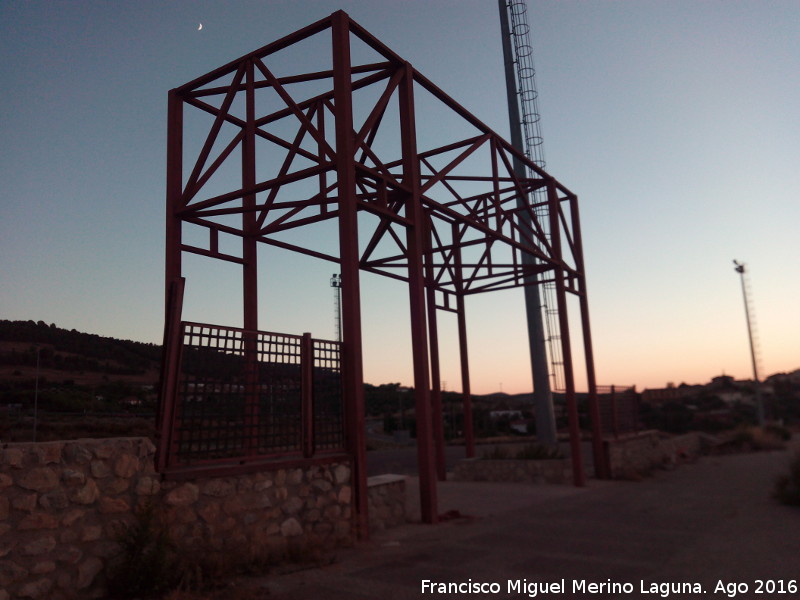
<box><xmin>421</xmin><ymin>579</ymin><xmax>708</xmax><ymax>597</ymax></box>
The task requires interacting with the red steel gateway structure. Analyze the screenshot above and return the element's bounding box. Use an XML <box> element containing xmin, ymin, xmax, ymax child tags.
<box><xmin>157</xmin><ymin>11</ymin><xmax>606</xmax><ymax>537</ymax></box>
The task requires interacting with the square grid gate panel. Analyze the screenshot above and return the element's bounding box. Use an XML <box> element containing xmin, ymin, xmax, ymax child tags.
<box><xmin>313</xmin><ymin>339</ymin><xmax>344</xmax><ymax>450</ymax></box>
<box><xmin>165</xmin><ymin>322</ymin><xmax>344</xmax><ymax>469</ymax></box>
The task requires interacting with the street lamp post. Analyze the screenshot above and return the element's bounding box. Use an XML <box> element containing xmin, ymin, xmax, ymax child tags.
<box><xmin>733</xmin><ymin>260</ymin><xmax>765</xmax><ymax>426</ymax></box>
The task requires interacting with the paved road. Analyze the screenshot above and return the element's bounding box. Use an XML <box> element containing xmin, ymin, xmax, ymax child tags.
<box><xmin>367</xmin><ymin>440</ymin><xmax>598</xmax><ymax>477</ymax></box>
<box><xmin>257</xmin><ymin>441</ymin><xmax>800</xmax><ymax>599</ymax></box>
<box><xmin>367</xmin><ymin>445</ymin><xmax>470</xmax><ymax>476</ymax></box>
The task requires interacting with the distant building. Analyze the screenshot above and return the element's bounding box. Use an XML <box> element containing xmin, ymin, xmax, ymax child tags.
<box><xmin>716</xmin><ymin>390</ymin><xmax>747</xmax><ymax>406</ymax></box>
<box><xmin>489</xmin><ymin>409</ymin><xmax>523</xmax><ymax>421</ymax></box>
<box><xmin>642</xmin><ymin>374</ymin><xmax>774</xmax><ymax>409</ymax></box>
<box><xmin>710</xmin><ymin>375</ymin><xmax>736</xmax><ymax>388</ymax></box>
<box><xmin>641</xmin><ymin>383</ymin><xmax>700</xmax><ymax>405</ymax></box>
<box><xmin>510</xmin><ymin>419</ymin><xmax>532</xmax><ymax>434</ymax></box>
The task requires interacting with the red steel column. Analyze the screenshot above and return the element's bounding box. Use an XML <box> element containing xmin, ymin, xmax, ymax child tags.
<box><xmin>156</xmin><ymin>278</ymin><xmax>184</xmax><ymax>472</ymax></box>
<box><xmin>452</xmin><ymin>224</ymin><xmax>474</xmax><ymax>458</ymax></box>
<box><xmin>165</xmin><ymin>89</ymin><xmax>183</xmax><ymax>306</ymax></box>
<box><xmin>301</xmin><ymin>332</ymin><xmax>315</xmax><ymax>458</ymax></box>
<box><xmin>399</xmin><ymin>61</ymin><xmax>438</xmax><ymax>524</ymax></box>
<box><xmin>242</xmin><ymin>59</ymin><xmax>259</xmax><ymax>333</ymax></box>
<box><xmin>160</xmin><ymin>91</ymin><xmax>184</xmax><ymax>473</ymax></box>
<box><xmin>424</xmin><ymin>220</ymin><xmax>446</xmax><ymax>480</ymax></box>
<box><xmin>332</xmin><ymin>11</ymin><xmax>369</xmax><ymax>537</ymax></box>
<box><xmin>425</xmin><ymin>284</ymin><xmax>446</xmax><ymax>480</ymax></box>
<box><xmin>570</xmin><ymin>195</ymin><xmax>608</xmax><ymax>478</ymax></box>
<box><xmin>242</xmin><ymin>59</ymin><xmax>260</xmax><ymax>454</ymax></box>
<box><xmin>456</xmin><ymin>293</ymin><xmax>475</xmax><ymax>458</ymax></box>
<box><xmin>547</xmin><ymin>181</ymin><xmax>585</xmax><ymax>487</ymax></box>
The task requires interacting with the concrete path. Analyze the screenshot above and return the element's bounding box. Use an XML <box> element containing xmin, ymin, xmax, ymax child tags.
<box><xmin>256</xmin><ymin>445</ymin><xmax>800</xmax><ymax>599</ymax></box>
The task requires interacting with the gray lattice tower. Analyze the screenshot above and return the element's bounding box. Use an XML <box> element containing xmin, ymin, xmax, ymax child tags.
<box><xmin>499</xmin><ymin>0</ymin><xmax>558</xmax><ymax>445</ymax></box>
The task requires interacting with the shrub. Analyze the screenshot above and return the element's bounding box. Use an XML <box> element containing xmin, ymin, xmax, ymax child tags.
<box><xmin>732</xmin><ymin>426</ymin><xmax>753</xmax><ymax>442</ymax></box>
<box><xmin>481</xmin><ymin>443</ymin><xmax>563</xmax><ymax>460</ymax></box>
<box><xmin>724</xmin><ymin>425</ymin><xmax>787</xmax><ymax>452</ymax></box>
<box><xmin>774</xmin><ymin>452</ymin><xmax>800</xmax><ymax>507</ymax></box>
<box><xmin>765</xmin><ymin>423</ymin><xmax>792</xmax><ymax>442</ymax></box>
<box><xmin>751</xmin><ymin>426</ymin><xmax>788</xmax><ymax>450</ymax></box>
<box><xmin>106</xmin><ymin>502</ymin><xmax>178</xmax><ymax>598</ymax></box>
<box><xmin>106</xmin><ymin>503</ymin><xmax>287</xmax><ymax>598</ymax></box>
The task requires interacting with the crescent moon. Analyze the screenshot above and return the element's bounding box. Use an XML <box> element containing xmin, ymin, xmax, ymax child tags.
<box><xmin>198</xmin><ymin>23</ymin><xmax>203</xmax><ymax>31</ymax></box>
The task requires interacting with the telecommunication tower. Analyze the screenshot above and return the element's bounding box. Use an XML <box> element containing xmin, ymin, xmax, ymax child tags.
<box><xmin>498</xmin><ymin>0</ymin><xmax>561</xmax><ymax>445</ymax></box>
<box><xmin>733</xmin><ymin>260</ymin><xmax>765</xmax><ymax>425</ymax></box>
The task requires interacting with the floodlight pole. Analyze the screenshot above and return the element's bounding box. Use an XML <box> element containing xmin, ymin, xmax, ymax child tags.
<box><xmin>733</xmin><ymin>260</ymin><xmax>765</xmax><ymax>426</ymax></box>
<box><xmin>331</xmin><ymin>274</ymin><xmax>342</xmax><ymax>343</ymax></box>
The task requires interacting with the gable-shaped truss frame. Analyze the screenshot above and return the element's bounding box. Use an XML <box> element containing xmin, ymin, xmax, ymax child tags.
<box><xmin>162</xmin><ymin>10</ymin><xmax>605</xmax><ymax>536</ymax></box>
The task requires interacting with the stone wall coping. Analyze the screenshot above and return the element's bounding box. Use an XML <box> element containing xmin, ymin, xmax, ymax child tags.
<box><xmin>367</xmin><ymin>474</ymin><xmax>407</xmax><ymax>487</ymax></box>
<box><xmin>160</xmin><ymin>451</ymin><xmax>351</xmax><ymax>480</ymax></box>
<box><xmin>455</xmin><ymin>457</ymin><xmax>568</xmax><ymax>463</ymax></box>
<box><xmin>3</xmin><ymin>436</ymin><xmax>153</xmax><ymax>447</ymax></box>
<box><xmin>603</xmin><ymin>430</ymin><xmax>661</xmax><ymax>442</ymax></box>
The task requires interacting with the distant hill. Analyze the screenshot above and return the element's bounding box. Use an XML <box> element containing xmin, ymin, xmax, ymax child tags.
<box><xmin>0</xmin><ymin>320</ymin><xmax>161</xmax><ymax>373</ymax></box>
<box><xmin>0</xmin><ymin>320</ymin><xmax>163</xmax><ymax>413</ymax></box>
<box><xmin>0</xmin><ymin>320</ymin><xmax>164</xmax><ymax>440</ymax></box>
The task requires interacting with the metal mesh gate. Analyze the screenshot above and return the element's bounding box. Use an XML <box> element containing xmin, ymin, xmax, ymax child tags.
<box><xmin>159</xmin><ymin>322</ymin><xmax>345</xmax><ymax>472</ymax></box>
<box><xmin>312</xmin><ymin>339</ymin><xmax>344</xmax><ymax>451</ymax></box>
<box><xmin>597</xmin><ymin>385</ymin><xmax>639</xmax><ymax>437</ymax></box>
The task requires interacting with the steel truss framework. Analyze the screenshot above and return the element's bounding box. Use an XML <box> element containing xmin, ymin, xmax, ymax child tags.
<box><xmin>161</xmin><ymin>10</ymin><xmax>605</xmax><ymax>535</ymax></box>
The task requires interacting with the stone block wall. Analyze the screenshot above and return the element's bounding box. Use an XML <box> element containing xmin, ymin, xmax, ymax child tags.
<box><xmin>605</xmin><ymin>431</ymin><xmax>702</xmax><ymax>479</ymax></box>
<box><xmin>367</xmin><ymin>474</ymin><xmax>407</xmax><ymax>531</ymax></box>
<box><xmin>0</xmin><ymin>437</ymin><xmax>354</xmax><ymax>599</ymax></box>
<box><xmin>452</xmin><ymin>458</ymin><xmax>573</xmax><ymax>484</ymax></box>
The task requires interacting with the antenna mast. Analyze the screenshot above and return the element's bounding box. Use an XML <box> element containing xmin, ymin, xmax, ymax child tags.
<box><xmin>499</xmin><ymin>0</ymin><xmax>561</xmax><ymax>445</ymax></box>
<box><xmin>733</xmin><ymin>260</ymin><xmax>765</xmax><ymax>425</ymax></box>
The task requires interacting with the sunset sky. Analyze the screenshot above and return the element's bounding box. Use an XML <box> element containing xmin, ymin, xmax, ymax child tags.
<box><xmin>1</xmin><ymin>1</ymin><xmax>797</xmax><ymax>394</ymax></box>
